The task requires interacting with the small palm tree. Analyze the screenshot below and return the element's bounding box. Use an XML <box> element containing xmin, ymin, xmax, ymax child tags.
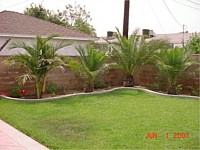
<box><xmin>110</xmin><ymin>28</ymin><xmax>156</xmax><ymax>86</ymax></box>
<box><xmin>4</xmin><ymin>35</ymin><xmax>69</xmax><ymax>98</ymax></box>
<box><xmin>155</xmin><ymin>47</ymin><xmax>196</xmax><ymax>95</ymax></box>
<box><xmin>67</xmin><ymin>46</ymin><xmax>110</xmax><ymax>92</ymax></box>
<box><xmin>39</xmin><ymin>39</ymin><xmax>70</xmax><ymax>94</ymax></box>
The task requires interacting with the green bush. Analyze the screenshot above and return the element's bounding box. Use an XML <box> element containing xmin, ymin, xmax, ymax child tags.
<box><xmin>189</xmin><ymin>87</ymin><xmax>200</xmax><ymax>96</ymax></box>
<box><xmin>149</xmin><ymin>83</ymin><xmax>159</xmax><ymax>91</ymax></box>
<box><xmin>94</xmin><ymin>80</ymin><xmax>108</xmax><ymax>89</ymax></box>
<box><xmin>186</xmin><ymin>33</ymin><xmax>200</xmax><ymax>54</ymax></box>
<box><xmin>47</xmin><ymin>83</ymin><xmax>59</xmax><ymax>96</ymax></box>
<box><xmin>11</xmin><ymin>85</ymin><xmax>22</xmax><ymax>98</ymax></box>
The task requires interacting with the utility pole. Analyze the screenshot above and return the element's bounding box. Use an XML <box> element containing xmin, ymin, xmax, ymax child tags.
<box><xmin>182</xmin><ymin>24</ymin><xmax>186</xmax><ymax>47</ymax></box>
<box><xmin>123</xmin><ymin>0</ymin><xmax>130</xmax><ymax>38</ymax></box>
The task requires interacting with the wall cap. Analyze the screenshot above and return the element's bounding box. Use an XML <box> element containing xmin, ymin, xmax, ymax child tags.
<box><xmin>0</xmin><ymin>87</ymin><xmax>199</xmax><ymax>102</ymax></box>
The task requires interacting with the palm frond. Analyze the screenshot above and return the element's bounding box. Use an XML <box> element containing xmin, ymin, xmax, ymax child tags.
<box><xmin>109</xmin><ymin>28</ymin><xmax>156</xmax><ymax>79</ymax></box>
<box><xmin>155</xmin><ymin>47</ymin><xmax>197</xmax><ymax>94</ymax></box>
<box><xmin>17</xmin><ymin>73</ymin><xmax>34</xmax><ymax>85</ymax></box>
<box><xmin>67</xmin><ymin>45</ymin><xmax>111</xmax><ymax>89</ymax></box>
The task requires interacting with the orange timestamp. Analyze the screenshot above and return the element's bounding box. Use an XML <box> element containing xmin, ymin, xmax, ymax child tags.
<box><xmin>145</xmin><ymin>132</ymin><xmax>190</xmax><ymax>139</ymax></box>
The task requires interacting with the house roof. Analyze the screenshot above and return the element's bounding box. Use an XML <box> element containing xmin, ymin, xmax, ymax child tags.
<box><xmin>147</xmin><ymin>32</ymin><xmax>194</xmax><ymax>44</ymax></box>
<box><xmin>95</xmin><ymin>37</ymin><xmax>118</xmax><ymax>44</ymax></box>
<box><xmin>0</xmin><ymin>11</ymin><xmax>97</xmax><ymax>40</ymax></box>
<box><xmin>96</xmin><ymin>32</ymin><xmax>195</xmax><ymax>45</ymax></box>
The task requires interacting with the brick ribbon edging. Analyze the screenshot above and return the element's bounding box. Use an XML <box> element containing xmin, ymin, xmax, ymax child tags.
<box><xmin>0</xmin><ymin>87</ymin><xmax>199</xmax><ymax>102</ymax></box>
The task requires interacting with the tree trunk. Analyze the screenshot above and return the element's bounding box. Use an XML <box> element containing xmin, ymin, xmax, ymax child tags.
<box><xmin>84</xmin><ymin>82</ymin><xmax>94</xmax><ymax>92</ymax></box>
<box><xmin>42</xmin><ymin>74</ymin><xmax>47</xmax><ymax>94</ymax></box>
<box><xmin>35</xmin><ymin>78</ymin><xmax>40</xmax><ymax>99</ymax></box>
<box><xmin>123</xmin><ymin>75</ymin><xmax>134</xmax><ymax>87</ymax></box>
<box><xmin>167</xmin><ymin>85</ymin><xmax>177</xmax><ymax>95</ymax></box>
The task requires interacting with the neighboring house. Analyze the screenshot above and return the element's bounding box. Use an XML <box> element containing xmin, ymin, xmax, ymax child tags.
<box><xmin>0</xmin><ymin>11</ymin><xmax>99</xmax><ymax>56</ymax></box>
<box><xmin>146</xmin><ymin>32</ymin><xmax>194</xmax><ymax>48</ymax></box>
<box><xmin>96</xmin><ymin>29</ymin><xmax>195</xmax><ymax>48</ymax></box>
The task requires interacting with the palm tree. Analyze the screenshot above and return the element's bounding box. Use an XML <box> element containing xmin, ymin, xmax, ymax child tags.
<box><xmin>155</xmin><ymin>47</ymin><xmax>196</xmax><ymax>95</ymax></box>
<box><xmin>110</xmin><ymin>28</ymin><xmax>156</xmax><ymax>87</ymax></box>
<box><xmin>39</xmin><ymin>39</ymin><xmax>70</xmax><ymax>94</ymax></box>
<box><xmin>4</xmin><ymin>35</ymin><xmax>69</xmax><ymax>98</ymax></box>
<box><xmin>67</xmin><ymin>46</ymin><xmax>110</xmax><ymax>92</ymax></box>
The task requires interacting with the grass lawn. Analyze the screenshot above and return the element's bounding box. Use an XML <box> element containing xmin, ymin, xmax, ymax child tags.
<box><xmin>0</xmin><ymin>89</ymin><xmax>199</xmax><ymax>149</ymax></box>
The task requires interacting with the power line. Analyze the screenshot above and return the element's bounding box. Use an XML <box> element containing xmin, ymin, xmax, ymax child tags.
<box><xmin>185</xmin><ymin>0</ymin><xmax>200</xmax><ymax>6</ymax></box>
<box><xmin>163</xmin><ymin>0</ymin><xmax>182</xmax><ymax>28</ymax></box>
<box><xmin>147</xmin><ymin>0</ymin><xmax>166</xmax><ymax>34</ymax></box>
<box><xmin>172</xmin><ymin>0</ymin><xmax>200</xmax><ymax>11</ymax></box>
<box><xmin>1</xmin><ymin>0</ymin><xmax>32</xmax><ymax>10</ymax></box>
<box><xmin>41</xmin><ymin>0</ymin><xmax>46</xmax><ymax>4</ymax></box>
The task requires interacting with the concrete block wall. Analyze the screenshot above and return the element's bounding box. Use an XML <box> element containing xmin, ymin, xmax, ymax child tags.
<box><xmin>0</xmin><ymin>55</ymin><xmax>199</xmax><ymax>96</ymax></box>
<box><xmin>0</xmin><ymin>56</ymin><xmax>126</xmax><ymax>95</ymax></box>
<box><xmin>0</xmin><ymin>56</ymin><xmax>36</xmax><ymax>95</ymax></box>
<box><xmin>46</xmin><ymin>67</ymin><xmax>84</xmax><ymax>91</ymax></box>
<box><xmin>134</xmin><ymin>55</ymin><xmax>200</xmax><ymax>94</ymax></box>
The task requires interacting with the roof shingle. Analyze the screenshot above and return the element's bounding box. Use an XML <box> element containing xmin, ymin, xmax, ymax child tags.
<box><xmin>0</xmin><ymin>11</ymin><xmax>95</xmax><ymax>38</ymax></box>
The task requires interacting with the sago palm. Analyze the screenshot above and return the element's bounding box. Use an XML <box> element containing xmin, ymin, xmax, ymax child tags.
<box><xmin>67</xmin><ymin>46</ymin><xmax>110</xmax><ymax>92</ymax></box>
<box><xmin>4</xmin><ymin>35</ymin><xmax>69</xmax><ymax>98</ymax></box>
<box><xmin>110</xmin><ymin>28</ymin><xmax>156</xmax><ymax>86</ymax></box>
<box><xmin>156</xmin><ymin>47</ymin><xmax>196</xmax><ymax>95</ymax></box>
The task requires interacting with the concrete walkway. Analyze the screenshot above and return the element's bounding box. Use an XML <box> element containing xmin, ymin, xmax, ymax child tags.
<box><xmin>0</xmin><ymin>119</ymin><xmax>49</xmax><ymax>150</ymax></box>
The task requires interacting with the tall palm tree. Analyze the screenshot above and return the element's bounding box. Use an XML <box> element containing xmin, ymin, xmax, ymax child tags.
<box><xmin>4</xmin><ymin>35</ymin><xmax>69</xmax><ymax>98</ymax></box>
<box><xmin>67</xmin><ymin>46</ymin><xmax>110</xmax><ymax>92</ymax></box>
<box><xmin>110</xmin><ymin>28</ymin><xmax>156</xmax><ymax>87</ymax></box>
<box><xmin>155</xmin><ymin>47</ymin><xmax>196</xmax><ymax>94</ymax></box>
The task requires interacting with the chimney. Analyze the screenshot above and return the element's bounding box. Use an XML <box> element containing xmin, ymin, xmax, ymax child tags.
<box><xmin>142</xmin><ymin>29</ymin><xmax>154</xmax><ymax>38</ymax></box>
<box><xmin>107</xmin><ymin>31</ymin><xmax>114</xmax><ymax>38</ymax></box>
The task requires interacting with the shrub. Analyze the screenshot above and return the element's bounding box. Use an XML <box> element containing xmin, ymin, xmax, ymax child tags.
<box><xmin>11</xmin><ymin>85</ymin><xmax>22</xmax><ymax>98</ymax></box>
<box><xmin>189</xmin><ymin>87</ymin><xmax>200</xmax><ymax>96</ymax></box>
<box><xmin>186</xmin><ymin>33</ymin><xmax>200</xmax><ymax>54</ymax></box>
<box><xmin>47</xmin><ymin>83</ymin><xmax>59</xmax><ymax>96</ymax></box>
<box><xmin>94</xmin><ymin>80</ymin><xmax>108</xmax><ymax>89</ymax></box>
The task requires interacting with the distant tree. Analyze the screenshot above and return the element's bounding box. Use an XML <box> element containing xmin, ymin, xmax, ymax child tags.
<box><xmin>186</xmin><ymin>33</ymin><xmax>200</xmax><ymax>54</ymax></box>
<box><xmin>73</xmin><ymin>18</ymin><xmax>96</xmax><ymax>36</ymax></box>
<box><xmin>59</xmin><ymin>3</ymin><xmax>96</xmax><ymax>36</ymax></box>
<box><xmin>24</xmin><ymin>3</ymin><xmax>67</xmax><ymax>26</ymax></box>
<box><xmin>24</xmin><ymin>3</ymin><xmax>96</xmax><ymax>36</ymax></box>
<box><xmin>24</xmin><ymin>3</ymin><xmax>48</xmax><ymax>20</ymax></box>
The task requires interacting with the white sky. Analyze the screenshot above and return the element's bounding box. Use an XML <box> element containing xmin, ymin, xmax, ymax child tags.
<box><xmin>0</xmin><ymin>0</ymin><xmax>200</xmax><ymax>36</ymax></box>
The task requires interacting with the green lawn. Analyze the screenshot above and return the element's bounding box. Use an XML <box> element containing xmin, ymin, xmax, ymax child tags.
<box><xmin>0</xmin><ymin>89</ymin><xmax>199</xmax><ymax>149</ymax></box>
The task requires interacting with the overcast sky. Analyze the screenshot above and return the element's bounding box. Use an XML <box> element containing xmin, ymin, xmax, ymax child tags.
<box><xmin>1</xmin><ymin>0</ymin><xmax>200</xmax><ymax>36</ymax></box>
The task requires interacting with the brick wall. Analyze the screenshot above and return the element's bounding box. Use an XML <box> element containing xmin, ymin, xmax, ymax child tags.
<box><xmin>0</xmin><ymin>56</ymin><xmax>36</xmax><ymax>95</ymax></box>
<box><xmin>0</xmin><ymin>55</ymin><xmax>199</xmax><ymax>96</ymax></box>
<box><xmin>0</xmin><ymin>56</ymin><xmax>125</xmax><ymax>95</ymax></box>
<box><xmin>134</xmin><ymin>55</ymin><xmax>200</xmax><ymax>94</ymax></box>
